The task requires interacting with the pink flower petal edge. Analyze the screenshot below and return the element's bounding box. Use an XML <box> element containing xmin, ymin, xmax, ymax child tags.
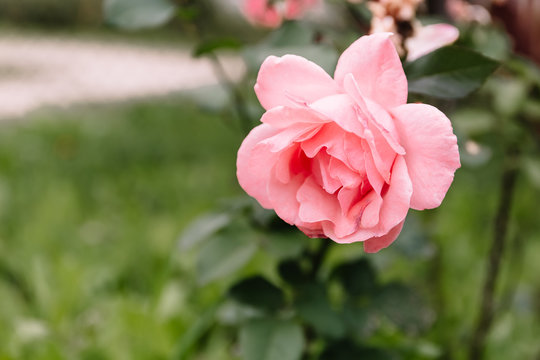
<box><xmin>406</xmin><ymin>23</ymin><xmax>460</xmax><ymax>61</ymax></box>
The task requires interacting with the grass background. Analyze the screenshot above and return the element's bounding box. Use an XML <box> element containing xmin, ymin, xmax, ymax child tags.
<box><xmin>0</xmin><ymin>98</ymin><xmax>244</xmax><ymax>359</ymax></box>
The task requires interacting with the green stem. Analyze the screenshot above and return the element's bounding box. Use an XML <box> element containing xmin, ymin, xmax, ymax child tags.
<box><xmin>208</xmin><ymin>53</ymin><xmax>253</xmax><ymax>135</ymax></box>
<box><xmin>308</xmin><ymin>239</ymin><xmax>331</xmax><ymax>278</ymax></box>
<box><xmin>468</xmin><ymin>146</ymin><xmax>520</xmax><ymax>360</ymax></box>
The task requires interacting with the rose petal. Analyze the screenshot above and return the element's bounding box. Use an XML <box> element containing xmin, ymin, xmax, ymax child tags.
<box><xmin>237</xmin><ymin>124</ymin><xmax>281</xmax><ymax>208</ymax></box>
<box><xmin>342</xmin><ymin>74</ymin><xmax>405</xmax><ymax>155</ymax></box>
<box><xmin>406</xmin><ymin>23</ymin><xmax>459</xmax><ymax>62</ymax></box>
<box><xmin>309</xmin><ymin>94</ymin><xmax>366</xmax><ymax>136</ymax></box>
<box><xmin>328</xmin><ymin>157</ymin><xmax>362</xmax><ymax>188</ymax></box>
<box><xmin>311</xmin><ymin>152</ymin><xmax>342</xmax><ymax>193</ymax></box>
<box><xmin>374</xmin><ymin>156</ymin><xmax>412</xmax><ymax>232</ymax></box>
<box><xmin>268</xmin><ymin>172</ymin><xmax>305</xmax><ymax>224</ymax></box>
<box><xmin>261</xmin><ymin>123</ymin><xmax>322</xmax><ymax>152</ymax></box>
<box><xmin>274</xmin><ymin>145</ymin><xmax>301</xmax><ymax>183</ymax></box>
<box><xmin>243</xmin><ymin>0</ymin><xmax>283</xmax><ymax>28</ymax></box>
<box><xmin>337</xmin><ymin>186</ymin><xmax>362</xmax><ymax>215</ymax></box>
<box><xmin>255</xmin><ymin>55</ymin><xmax>340</xmax><ymax>110</ymax></box>
<box><xmin>391</xmin><ymin>104</ymin><xmax>460</xmax><ymax>210</ymax></box>
<box><xmin>363</xmin><ymin>220</ymin><xmax>405</xmax><ymax>253</ymax></box>
<box><xmin>361</xmin><ymin>193</ymin><xmax>383</xmax><ymax>228</ymax></box>
<box><xmin>325</xmin><ymin>156</ymin><xmax>411</xmax><ymax>243</ymax></box>
<box><xmin>334</xmin><ymin>33</ymin><xmax>408</xmax><ymax>108</ymax></box>
<box><xmin>300</xmin><ymin>123</ymin><xmax>352</xmax><ymax>168</ymax></box>
<box><xmin>261</xmin><ymin>106</ymin><xmax>330</xmax><ymax>129</ymax></box>
<box><xmin>297</xmin><ymin>176</ymin><xmax>340</xmax><ymax>223</ymax></box>
<box><xmin>297</xmin><ymin>177</ymin><xmax>358</xmax><ymax>237</ymax></box>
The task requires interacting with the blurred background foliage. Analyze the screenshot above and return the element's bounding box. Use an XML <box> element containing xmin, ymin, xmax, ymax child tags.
<box><xmin>0</xmin><ymin>0</ymin><xmax>539</xmax><ymax>359</ymax></box>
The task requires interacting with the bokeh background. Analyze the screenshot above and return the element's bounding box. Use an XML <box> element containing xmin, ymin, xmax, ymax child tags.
<box><xmin>0</xmin><ymin>0</ymin><xmax>539</xmax><ymax>359</ymax></box>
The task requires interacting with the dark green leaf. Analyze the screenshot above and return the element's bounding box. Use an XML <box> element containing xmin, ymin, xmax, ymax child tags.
<box><xmin>103</xmin><ymin>0</ymin><xmax>176</xmax><ymax>30</ymax></box>
<box><xmin>240</xmin><ymin>318</ymin><xmax>304</xmax><ymax>360</ymax></box>
<box><xmin>228</xmin><ymin>276</ymin><xmax>285</xmax><ymax>311</ymax></box>
<box><xmin>332</xmin><ymin>258</ymin><xmax>378</xmax><ymax>297</ymax></box>
<box><xmin>196</xmin><ymin>234</ymin><xmax>257</xmax><ymax>285</ymax></box>
<box><xmin>320</xmin><ymin>340</ymin><xmax>394</xmax><ymax>360</ymax></box>
<box><xmin>278</xmin><ymin>259</ymin><xmax>309</xmax><ymax>285</ymax></box>
<box><xmin>194</xmin><ymin>38</ymin><xmax>242</xmax><ymax>57</ymax></box>
<box><xmin>376</xmin><ymin>282</ymin><xmax>434</xmax><ymax>334</ymax></box>
<box><xmin>342</xmin><ymin>300</ymin><xmax>378</xmax><ymax>337</ymax></box>
<box><xmin>405</xmin><ymin>46</ymin><xmax>499</xmax><ymax>99</ymax></box>
<box><xmin>295</xmin><ymin>283</ymin><xmax>345</xmax><ymax>338</ymax></box>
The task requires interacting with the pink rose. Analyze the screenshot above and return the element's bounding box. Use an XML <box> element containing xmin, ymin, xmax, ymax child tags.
<box><xmin>405</xmin><ymin>23</ymin><xmax>460</xmax><ymax>61</ymax></box>
<box><xmin>243</xmin><ymin>0</ymin><xmax>319</xmax><ymax>28</ymax></box>
<box><xmin>236</xmin><ymin>33</ymin><xmax>460</xmax><ymax>252</ymax></box>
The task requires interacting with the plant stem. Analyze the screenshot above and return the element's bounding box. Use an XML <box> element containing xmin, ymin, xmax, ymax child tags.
<box><xmin>498</xmin><ymin>232</ymin><xmax>524</xmax><ymax>315</ymax></box>
<box><xmin>468</xmin><ymin>147</ymin><xmax>520</xmax><ymax>360</ymax></box>
<box><xmin>208</xmin><ymin>53</ymin><xmax>253</xmax><ymax>136</ymax></box>
<box><xmin>308</xmin><ymin>239</ymin><xmax>331</xmax><ymax>278</ymax></box>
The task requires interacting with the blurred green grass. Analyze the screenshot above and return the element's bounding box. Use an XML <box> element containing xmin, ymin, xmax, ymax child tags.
<box><xmin>0</xmin><ymin>99</ymin><xmax>243</xmax><ymax>359</ymax></box>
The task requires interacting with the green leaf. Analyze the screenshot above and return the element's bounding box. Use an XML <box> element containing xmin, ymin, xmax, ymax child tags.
<box><xmin>263</xmin><ymin>232</ymin><xmax>306</xmax><ymax>260</ymax></box>
<box><xmin>332</xmin><ymin>258</ymin><xmax>378</xmax><ymax>297</ymax></box>
<box><xmin>196</xmin><ymin>234</ymin><xmax>257</xmax><ymax>285</ymax></box>
<box><xmin>485</xmin><ymin>76</ymin><xmax>529</xmax><ymax>117</ymax></box>
<box><xmin>392</xmin><ymin>215</ymin><xmax>434</xmax><ymax>259</ymax></box>
<box><xmin>342</xmin><ymin>300</ymin><xmax>377</xmax><ymax>336</ymax></box>
<box><xmin>294</xmin><ymin>283</ymin><xmax>345</xmax><ymax>338</ymax></box>
<box><xmin>228</xmin><ymin>276</ymin><xmax>285</xmax><ymax>311</ymax></box>
<box><xmin>170</xmin><ymin>303</ymin><xmax>218</xmax><ymax>360</ymax></box>
<box><xmin>320</xmin><ymin>340</ymin><xmax>393</xmax><ymax>360</ymax></box>
<box><xmin>178</xmin><ymin>212</ymin><xmax>231</xmax><ymax>251</ymax></box>
<box><xmin>266</xmin><ymin>21</ymin><xmax>313</xmax><ymax>47</ymax></box>
<box><xmin>524</xmin><ymin>157</ymin><xmax>540</xmax><ymax>189</ymax></box>
<box><xmin>194</xmin><ymin>38</ymin><xmax>242</xmax><ymax>58</ymax></box>
<box><xmin>405</xmin><ymin>46</ymin><xmax>499</xmax><ymax>99</ymax></box>
<box><xmin>469</xmin><ymin>25</ymin><xmax>511</xmax><ymax>61</ymax></box>
<box><xmin>104</xmin><ymin>0</ymin><xmax>176</xmax><ymax>30</ymax></box>
<box><xmin>240</xmin><ymin>318</ymin><xmax>304</xmax><ymax>360</ymax></box>
<box><xmin>376</xmin><ymin>282</ymin><xmax>433</xmax><ymax>333</ymax></box>
<box><xmin>177</xmin><ymin>6</ymin><xmax>199</xmax><ymax>21</ymax></box>
<box><xmin>451</xmin><ymin>108</ymin><xmax>495</xmax><ymax>137</ymax></box>
<box><xmin>278</xmin><ymin>259</ymin><xmax>309</xmax><ymax>285</ymax></box>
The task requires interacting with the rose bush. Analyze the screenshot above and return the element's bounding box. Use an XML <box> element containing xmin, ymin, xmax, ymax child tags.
<box><xmin>243</xmin><ymin>0</ymin><xmax>319</xmax><ymax>28</ymax></box>
<box><xmin>237</xmin><ymin>33</ymin><xmax>460</xmax><ymax>252</ymax></box>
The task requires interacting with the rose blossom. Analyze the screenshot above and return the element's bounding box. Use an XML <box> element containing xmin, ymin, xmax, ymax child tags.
<box><xmin>243</xmin><ymin>0</ymin><xmax>319</xmax><ymax>28</ymax></box>
<box><xmin>236</xmin><ymin>33</ymin><xmax>460</xmax><ymax>252</ymax></box>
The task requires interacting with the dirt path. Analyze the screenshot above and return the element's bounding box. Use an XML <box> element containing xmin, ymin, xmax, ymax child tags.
<box><xmin>0</xmin><ymin>33</ymin><xmax>245</xmax><ymax>120</ymax></box>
